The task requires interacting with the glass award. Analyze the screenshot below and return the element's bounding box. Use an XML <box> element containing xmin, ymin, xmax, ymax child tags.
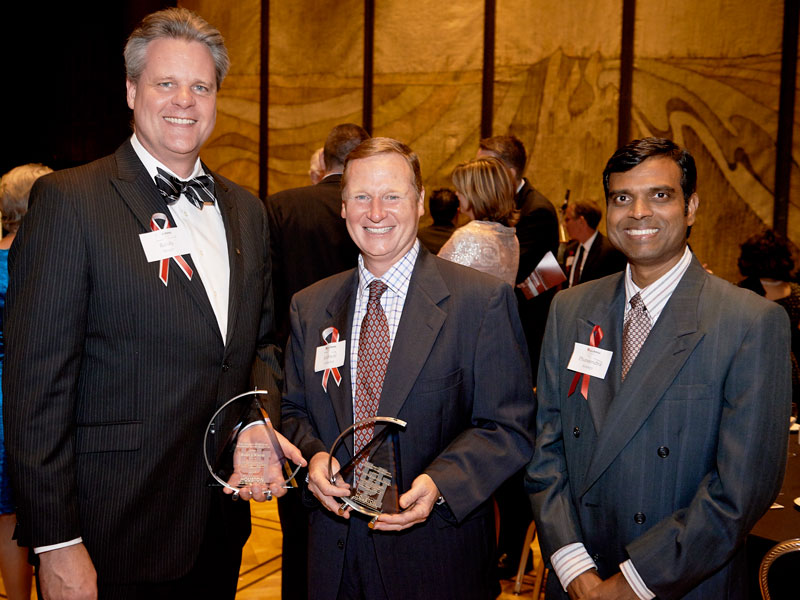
<box><xmin>327</xmin><ymin>416</ymin><xmax>407</xmax><ymax>527</ymax></box>
<box><xmin>203</xmin><ymin>389</ymin><xmax>302</xmax><ymax>496</ymax></box>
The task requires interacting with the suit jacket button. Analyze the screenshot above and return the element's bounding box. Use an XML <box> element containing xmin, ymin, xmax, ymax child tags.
<box><xmin>633</xmin><ymin>512</ymin><xmax>646</xmax><ymax>524</ymax></box>
<box><xmin>573</xmin><ymin>427</ymin><xmax>581</xmax><ymax>438</ymax></box>
<box><xmin>337</xmin><ymin>539</ymin><xmax>345</xmax><ymax>550</ymax></box>
<box><xmin>222</xmin><ymin>362</ymin><xmax>230</xmax><ymax>372</ymax></box>
<box><xmin>657</xmin><ymin>446</ymin><xmax>669</xmax><ymax>458</ymax></box>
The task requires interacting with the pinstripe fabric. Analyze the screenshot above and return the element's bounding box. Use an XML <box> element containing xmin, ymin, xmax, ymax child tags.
<box><xmin>2</xmin><ymin>140</ymin><xmax>282</xmax><ymax>583</ymax></box>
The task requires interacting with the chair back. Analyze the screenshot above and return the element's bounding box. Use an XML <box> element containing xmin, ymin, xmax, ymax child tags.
<box><xmin>759</xmin><ymin>537</ymin><xmax>800</xmax><ymax>599</ymax></box>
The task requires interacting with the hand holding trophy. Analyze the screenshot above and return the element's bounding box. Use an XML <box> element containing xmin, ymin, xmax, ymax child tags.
<box><xmin>204</xmin><ymin>390</ymin><xmax>305</xmax><ymax>502</ymax></box>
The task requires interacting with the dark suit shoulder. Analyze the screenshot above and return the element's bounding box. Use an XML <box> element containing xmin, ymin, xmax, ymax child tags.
<box><xmin>517</xmin><ymin>180</ymin><xmax>556</xmax><ymax>218</ymax></box>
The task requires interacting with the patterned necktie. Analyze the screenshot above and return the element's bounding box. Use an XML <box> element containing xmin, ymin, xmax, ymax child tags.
<box><xmin>621</xmin><ymin>292</ymin><xmax>652</xmax><ymax>380</ymax></box>
<box><xmin>570</xmin><ymin>244</ymin><xmax>585</xmax><ymax>287</ymax></box>
<box><xmin>154</xmin><ymin>167</ymin><xmax>216</xmax><ymax>209</ymax></box>
<box><xmin>354</xmin><ymin>280</ymin><xmax>390</xmax><ymax>476</ymax></box>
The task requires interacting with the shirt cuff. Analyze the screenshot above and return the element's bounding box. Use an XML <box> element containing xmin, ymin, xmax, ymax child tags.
<box><xmin>619</xmin><ymin>559</ymin><xmax>655</xmax><ymax>600</ymax></box>
<box><xmin>551</xmin><ymin>543</ymin><xmax>597</xmax><ymax>591</ymax></box>
<box><xmin>34</xmin><ymin>537</ymin><xmax>83</xmax><ymax>554</ymax></box>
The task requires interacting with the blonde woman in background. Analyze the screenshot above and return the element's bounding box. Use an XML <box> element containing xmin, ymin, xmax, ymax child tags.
<box><xmin>438</xmin><ymin>156</ymin><xmax>519</xmax><ymax>285</ymax></box>
<box><xmin>0</xmin><ymin>163</ymin><xmax>52</xmax><ymax>600</ymax></box>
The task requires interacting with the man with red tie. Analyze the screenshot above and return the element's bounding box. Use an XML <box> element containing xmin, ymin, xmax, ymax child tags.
<box><xmin>282</xmin><ymin>137</ymin><xmax>535</xmax><ymax>600</ymax></box>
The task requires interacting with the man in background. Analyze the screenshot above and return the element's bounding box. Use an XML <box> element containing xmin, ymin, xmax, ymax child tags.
<box><xmin>266</xmin><ymin>122</ymin><xmax>368</xmax><ymax>599</ymax></box>
<box><xmin>417</xmin><ymin>187</ymin><xmax>458</xmax><ymax>254</ymax></box>
<box><xmin>477</xmin><ymin>135</ymin><xmax>558</xmax><ymax>372</ymax></box>
<box><xmin>562</xmin><ymin>199</ymin><xmax>626</xmax><ymax>287</ymax></box>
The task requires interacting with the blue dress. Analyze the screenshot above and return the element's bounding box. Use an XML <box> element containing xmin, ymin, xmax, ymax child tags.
<box><xmin>0</xmin><ymin>248</ymin><xmax>13</xmax><ymax>514</ymax></box>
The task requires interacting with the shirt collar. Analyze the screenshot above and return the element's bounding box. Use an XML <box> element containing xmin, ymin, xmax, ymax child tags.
<box><xmin>581</xmin><ymin>230</ymin><xmax>598</xmax><ymax>252</ymax></box>
<box><xmin>130</xmin><ymin>133</ymin><xmax>206</xmax><ymax>181</ymax></box>
<box><xmin>357</xmin><ymin>240</ymin><xmax>420</xmax><ymax>296</ymax></box>
<box><xmin>624</xmin><ymin>245</ymin><xmax>693</xmax><ymax>320</ymax></box>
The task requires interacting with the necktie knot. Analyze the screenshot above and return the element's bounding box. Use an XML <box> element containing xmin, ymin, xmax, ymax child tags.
<box><xmin>155</xmin><ymin>167</ymin><xmax>216</xmax><ymax>209</ymax></box>
<box><xmin>368</xmin><ymin>280</ymin><xmax>388</xmax><ymax>304</ymax></box>
<box><xmin>629</xmin><ymin>292</ymin><xmax>645</xmax><ymax>312</ymax></box>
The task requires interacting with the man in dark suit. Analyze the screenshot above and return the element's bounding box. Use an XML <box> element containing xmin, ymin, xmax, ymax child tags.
<box><xmin>282</xmin><ymin>137</ymin><xmax>535</xmax><ymax>600</ymax></box>
<box><xmin>3</xmin><ymin>8</ymin><xmax>302</xmax><ymax>599</ymax></box>
<box><xmin>417</xmin><ymin>187</ymin><xmax>458</xmax><ymax>254</ymax></box>
<box><xmin>476</xmin><ymin>135</ymin><xmax>558</xmax><ymax>577</ymax></box>
<box><xmin>477</xmin><ymin>135</ymin><xmax>558</xmax><ymax>373</ymax></box>
<box><xmin>267</xmin><ymin>122</ymin><xmax>367</xmax><ymax>600</ymax></box>
<box><xmin>526</xmin><ymin>138</ymin><xmax>790</xmax><ymax>599</ymax></box>
<box><xmin>267</xmin><ymin>123</ymin><xmax>367</xmax><ymax>349</ymax></box>
<box><xmin>563</xmin><ymin>199</ymin><xmax>626</xmax><ymax>287</ymax></box>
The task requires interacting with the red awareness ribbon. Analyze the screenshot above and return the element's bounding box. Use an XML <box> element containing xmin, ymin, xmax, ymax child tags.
<box><xmin>568</xmin><ymin>325</ymin><xmax>604</xmax><ymax>399</ymax></box>
<box><xmin>150</xmin><ymin>213</ymin><xmax>193</xmax><ymax>286</ymax></box>
<box><xmin>321</xmin><ymin>326</ymin><xmax>343</xmax><ymax>392</ymax></box>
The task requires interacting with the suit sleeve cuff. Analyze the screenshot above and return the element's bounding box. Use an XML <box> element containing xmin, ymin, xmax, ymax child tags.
<box><xmin>551</xmin><ymin>543</ymin><xmax>596</xmax><ymax>591</ymax></box>
<box><xmin>619</xmin><ymin>559</ymin><xmax>655</xmax><ymax>600</ymax></box>
<box><xmin>34</xmin><ymin>537</ymin><xmax>83</xmax><ymax>554</ymax></box>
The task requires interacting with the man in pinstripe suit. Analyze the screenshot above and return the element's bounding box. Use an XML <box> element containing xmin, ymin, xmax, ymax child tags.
<box><xmin>2</xmin><ymin>8</ymin><xmax>301</xmax><ymax>600</ymax></box>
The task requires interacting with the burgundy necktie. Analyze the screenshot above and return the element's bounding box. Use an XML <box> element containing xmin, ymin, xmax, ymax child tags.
<box><xmin>621</xmin><ymin>292</ymin><xmax>652</xmax><ymax>380</ymax></box>
<box><xmin>354</xmin><ymin>280</ymin><xmax>390</xmax><ymax>475</ymax></box>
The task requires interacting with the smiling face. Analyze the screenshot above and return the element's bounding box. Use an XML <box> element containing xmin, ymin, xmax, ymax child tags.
<box><xmin>126</xmin><ymin>37</ymin><xmax>217</xmax><ymax>178</ymax></box>
<box><xmin>606</xmin><ymin>156</ymin><xmax>699</xmax><ymax>287</ymax></box>
<box><xmin>341</xmin><ymin>152</ymin><xmax>425</xmax><ymax>276</ymax></box>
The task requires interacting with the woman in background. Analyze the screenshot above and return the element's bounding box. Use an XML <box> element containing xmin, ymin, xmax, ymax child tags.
<box><xmin>0</xmin><ymin>163</ymin><xmax>52</xmax><ymax>600</ymax></box>
<box><xmin>438</xmin><ymin>156</ymin><xmax>519</xmax><ymax>285</ymax></box>
<box><xmin>738</xmin><ymin>229</ymin><xmax>800</xmax><ymax>416</ymax></box>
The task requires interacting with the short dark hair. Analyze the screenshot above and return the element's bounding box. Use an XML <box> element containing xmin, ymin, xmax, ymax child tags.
<box><xmin>478</xmin><ymin>135</ymin><xmax>527</xmax><ymax>176</ymax></box>
<box><xmin>738</xmin><ymin>229</ymin><xmax>795</xmax><ymax>281</ymax></box>
<box><xmin>342</xmin><ymin>137</ymin><xmax>423</xmax><ymax>198</ymax></box>
<box><xmin>323</xmin><ymin>123</ymin><xmax>370</xmax><ymax>172</ymax></box>
<box><xmin>570</xmin><ymin>200</ymin><xmax>602</xmax><ymax>230</ymax></box>
<box><xmin>603</xmin><ymin>137</ymin><xmax>697</xmax><ymax>212</ymax></box>
<box><xmin>428</xmin><ymin>188</ymin><xmax>459</xmax><ymax>225</ymax></box>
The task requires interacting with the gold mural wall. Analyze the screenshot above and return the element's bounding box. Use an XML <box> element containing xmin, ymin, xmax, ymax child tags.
<box><xmin>184</xmin><ymin>0</ymin><xmax>797</xmax><ymax>283</ymax></box>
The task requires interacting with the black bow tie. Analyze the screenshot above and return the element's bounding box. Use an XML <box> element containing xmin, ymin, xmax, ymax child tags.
<box><xmin>154</xmin><ymin>167</ymin><xmax>216</xmax><ymax>209</ymax></box>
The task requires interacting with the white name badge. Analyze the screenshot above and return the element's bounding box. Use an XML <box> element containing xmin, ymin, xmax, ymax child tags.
<box><xmin>567</xmin><ymin>343</ymin><xmax>613</xmax><ymax>379</ymax></box>
<box><xmin>314</xmin><ymin>341</ymin><xmax>346</xmax><ymax>372</ymax></box>
<box><xmin>139</xmin><ymin>227</ymin><xmax>192</xmax><ymax>262</ymax></box>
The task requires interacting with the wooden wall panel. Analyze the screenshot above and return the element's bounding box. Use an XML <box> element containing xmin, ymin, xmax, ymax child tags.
<box><xmin>267</xmin><ymin>0</ymin><xmax>364</xmax><ymax>196</ymax></box>
<box><xmin>181</xmin><ymin>0</ymin><xmax>262</xmax><ymax>196</ymax></box>
<box><xmin>372</xmin><ymin>1</ymin><xmax>484</xmax><ymax>196</ymax></box>
<box><xmin>631</xmin><ymin>0</ymin><xmax>785</xmax><ymax>282</ymax></box>
<box><xmin>495</xmin><ymin>0</ymin><xmax>622</xmax><ymax>220</ymax></box>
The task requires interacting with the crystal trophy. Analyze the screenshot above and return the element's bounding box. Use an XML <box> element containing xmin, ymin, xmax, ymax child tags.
<box><xmin>204</xmin><ymin>389</ymin><xmax>301</xmax><ymax>496</ymax></box>
<box><xmin>327</xmin><ymin>416</ymin><xmax>407</xmax><ymax>527</ymax></box>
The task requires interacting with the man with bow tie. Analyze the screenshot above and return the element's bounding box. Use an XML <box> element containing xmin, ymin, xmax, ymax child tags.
<box><xmin>3</xmin><ymin>8</ymin><xmax>301</xmax><ymax>600</ymax></box>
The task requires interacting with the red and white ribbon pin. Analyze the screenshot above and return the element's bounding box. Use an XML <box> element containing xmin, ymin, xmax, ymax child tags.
<box><xmin>568</xmin><ymin>325</ymin><xmax>604</xmax><ymax>400</ymax></box>
<box><xmin>150</xmin><ymin>213</ymin><xmax>193</xmax><ymax>286</ymax></box>
<box><xmin>321</xmin><ymin>326</ymin><xmax>343</xmax><ymax>392</ymax></box>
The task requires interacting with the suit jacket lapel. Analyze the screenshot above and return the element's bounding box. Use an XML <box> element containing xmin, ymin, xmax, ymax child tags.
<box><xmin>378</xmin><ymin>250</ymin><xmax>448</xmax><ymax>419</ymax></box>
<box><xmin>322</xmin><ymin>271</ymin><xmax>358</xmax><ymax>456</ymax></box>
<box><xmin>580</xmin><ymin>258</ymin><xmax>707</xmax><ymax>496</ymax></box>
<box><xmin>211</xmin><ymin>169</ymin><xmax>242</xmax><ymax>348</ymax></box>
<box><xmin>578</xmin><ymin>276</ymin><xmax>625</xmax><ymax>434</ymax></box>
<box><xmin>110</xmin><ymin>141</ymin><xmax>221</xmax><ymax>340</ymax></box>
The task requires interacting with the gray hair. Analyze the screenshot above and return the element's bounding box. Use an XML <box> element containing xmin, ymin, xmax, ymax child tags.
<box><xmin>124</xmin><ymin>8</ymin><xmax>230</xmax><ymax>89</ymax></box>
<box><xmin>0</xmin><ymin>163</ymin><xmax>53</xmax><ymax>233</ymax></box>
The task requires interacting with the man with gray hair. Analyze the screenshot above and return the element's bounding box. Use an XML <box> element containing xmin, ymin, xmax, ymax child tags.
<box><xmin>4</xmin><ymin>8</ymin><xmax>301</xmax><ymax>599</ymax></box>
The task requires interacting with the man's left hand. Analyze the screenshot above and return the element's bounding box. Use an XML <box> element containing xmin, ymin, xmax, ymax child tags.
<box><xmin>580</xmin><ymin>573</ymin><xmax>638</xmax><ymax>600</ymax></box>
<box><xmin>372</xmin><ymin>473</ymin><xmax>439</xmax><ymax>531</ymax></box>
<box><xmin>223</xmin><ymin>425</ymin><xmax>306</xmax><ymax>502</ymax></box>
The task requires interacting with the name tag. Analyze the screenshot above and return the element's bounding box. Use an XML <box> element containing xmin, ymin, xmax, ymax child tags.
<box><xmin>314</xmin><ymin>341</ymin><xmax>346</xmax><ymax>372</ymax></box>
<box><xmin>139</xmin><ymin>227</ymin><xmax>192</xmax><ymax>262</ymax></box>
<box><xmin>567</xmin><ymin>343</ymin><xmax>612</xmax><ymax>379</ymax></box>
